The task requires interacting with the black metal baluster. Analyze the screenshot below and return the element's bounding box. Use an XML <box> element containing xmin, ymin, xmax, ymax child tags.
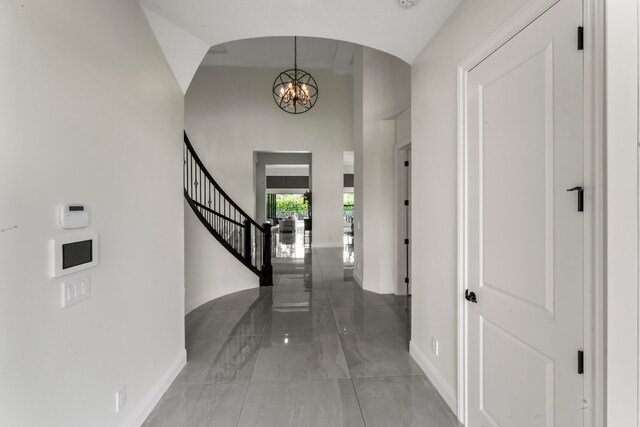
<box><xmin>183</xmin><ymin>133</ymin><xmax>273</xmax><ymax>286</ymax></box>
<box><xmin>209</xmin><ymin>186</ymin><xmax>212</xmax><ymax>229</ymax></box>
<box><xmin>262</xmin><ymin>225</ymin><xmax>272</xmax><ymax>284</ymax></box>
<box><xmin>236</xmin><ymin>211</ymin><xmax>240</xmax><ymax>253</ymax></box>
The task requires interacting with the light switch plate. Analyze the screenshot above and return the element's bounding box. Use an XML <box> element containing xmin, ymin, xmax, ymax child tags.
<box><xmin>431</xmin><ymin>337</ymin><xmax>439</xmax><ymax>356</ymax></box>
<box><xmin>115</xmin><ymin>386</ymin><xmax>127</xmax><ymax>413</ymax></box>
<box><xmin>61</xmin><ymin>275</ymin><xmax>91</xmax><ymax>308</ymax></box>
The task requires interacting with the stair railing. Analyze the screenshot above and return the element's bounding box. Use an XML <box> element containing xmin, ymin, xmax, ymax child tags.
<box><xmin>183</xmin><ymin>132</ymin><xmax>273</xmax><ymax>286</ymax></box>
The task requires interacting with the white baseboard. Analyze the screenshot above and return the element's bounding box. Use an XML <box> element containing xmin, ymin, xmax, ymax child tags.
<box><xmin>409</xmin><ymin>341</ymin><xmax>458</xmax><ymax>416</ymax></box>
<box><xmin>185</xmin><ymin>282</ymin><xmax>258</xmax><ymax>314</ymax></box>
<box><xmin>185</xmin><ymin>292</ymin><xmax>215</xmax><ymax>314</ymax></box>
<box><xmin>126</xmin><ymin>349</ymin><xmax>187</xmax><ymax>427</ymax></box>
<box><xmin>312</xmin><ymin>243</ymin><xmax>343</xmax><ymax>248</ymax></box>
<box><xmin>352</xmin><ymin>270</ymin><xmax>363</xmax><ymax>287</ymax></box>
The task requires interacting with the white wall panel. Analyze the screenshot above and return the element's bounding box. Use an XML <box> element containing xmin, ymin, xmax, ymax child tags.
<box><xmin>0</xmin><ymin>2</ymin><xmax>185</xmax><ymax>425</ymax></box>
<box><xmin>410</xmin><ymin>0</ymin><xmax>531</xmax><ymax>411</ymax></box>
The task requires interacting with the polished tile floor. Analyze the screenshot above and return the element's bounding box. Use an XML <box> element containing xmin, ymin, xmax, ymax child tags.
<box><xmin>143</xmin><ymin>229</ymin><xmax>461</xmax><ymax>427</ymax></box>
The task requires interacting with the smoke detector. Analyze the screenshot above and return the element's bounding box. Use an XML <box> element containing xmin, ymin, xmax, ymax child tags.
<box><xmin>398</xmin><ymin>0</ymin><xmax>420</xmax><ymax>8</ymax></box>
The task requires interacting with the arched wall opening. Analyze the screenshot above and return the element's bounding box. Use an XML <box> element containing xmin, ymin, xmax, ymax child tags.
<box><xmin>139</xmin><ymin>0</ymin><xmax>456</xmax><ymax>93</ymax></box>
<box><xmin>181</xmin><ymin>35</ymin><xmax>411</xmax><ymax>309</ymax></box>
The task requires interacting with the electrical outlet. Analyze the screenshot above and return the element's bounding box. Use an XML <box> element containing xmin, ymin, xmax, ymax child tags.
<box><xmin>431</xmin><ymin>337</ymin><xmax>439</xmax><ymax>356</ymax></box>
<box><xmin>115</xmin><ymin>386</ymin><xmax>127</xmax><ymax>413</ymax></box>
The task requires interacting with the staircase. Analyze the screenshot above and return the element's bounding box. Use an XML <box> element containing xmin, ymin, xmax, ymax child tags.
<box><xmin>183</xmin><ymin>132</ymin><xmax>273</xmax><ymax>286</ymax></box>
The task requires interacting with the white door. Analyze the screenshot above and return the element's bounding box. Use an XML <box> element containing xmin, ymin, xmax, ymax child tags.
<box><xmin>466</xmin><ymin>0</ymin><xmax>584</xmax><ymax>426</ymax></box>
<box><xmin>405</xmin><ymin>147</ymin><xmax>412</xmax><ymax>295</ymax></box>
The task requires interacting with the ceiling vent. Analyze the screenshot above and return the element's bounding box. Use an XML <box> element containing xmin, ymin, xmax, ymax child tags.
<box><xmin>207</xmin><ymin>45</ymin><xmax>228</xmax><ymax>54</ymax></box>
<box><xmin>398</xmin><ymin>0</ymin><xmax>420</xmax><ymax>8</ymax></box>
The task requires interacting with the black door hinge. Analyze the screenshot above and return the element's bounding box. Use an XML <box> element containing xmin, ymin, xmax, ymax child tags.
<box><xmin>404</xmin><ymin>238</ymin><xmax>409</xmax><ymax>245</ymax></box>
<box><xmin>404</xmin><ymin>200</ymin><xmax>409</xmax><ymax>206</ymax></box>
<box><xmin>404</xmin><ymin>277</ymin><xmax>409</xmax><ymax>284</ymax></box>
<box><xmin>404</xmin><ymin>161</ymin><xmax>409</xmax><ymax>167</ymax></box>
<box><xmin>577</xmin><ymin>350</ymin><xmax>584</xmax><ymax>374</ymax></box>
<box><xmin>577</xmin><ymin>26</ymin><xmax>584</xmax><ymax>50</ymax></box>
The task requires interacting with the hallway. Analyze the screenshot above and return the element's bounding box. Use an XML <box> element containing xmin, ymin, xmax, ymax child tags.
<box><xmin>143</xmin><ymin>235</ymin><xmax>460</xmax><ymax>426</ymax></box>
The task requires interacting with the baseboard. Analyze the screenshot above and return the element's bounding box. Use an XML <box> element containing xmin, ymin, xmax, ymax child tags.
<box><xmin>311</xmin><ymin>243</ymin><xmax>343</xmax><ymax>248</ymax></box>
<box><xmin>185</xmin><ymin>292</ymin><xmax>214</xmax><ymax>314</ymax></box>
<box><xmin>352</xmin><ymin>270</ymin><xmax>363</xmax><ymax>287</ymax></box>
<box><xmin>185</xmin><ymin>282</ymin><xmax>258</xmax><ymax>314</ymax></box>
<box><xmin>126</xmin><ymin>349</ymin><xmax>187</xmax><ymax>427</ymax></box>
<box><xmin>409</xmin><ymin>341</ymin><xmax>457</xmax><ymax>416</ymax></box>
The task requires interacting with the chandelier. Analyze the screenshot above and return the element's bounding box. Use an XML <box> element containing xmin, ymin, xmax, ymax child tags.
<box><xmin>272</xmin><ymin>37</ymin><xmax>318</xmax><ymax>114</ymax></box>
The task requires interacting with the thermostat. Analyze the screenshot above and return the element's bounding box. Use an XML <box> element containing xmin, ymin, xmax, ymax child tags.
<box><xmin>59</xmin><ymin>204</ymin><xmax>90</xmax><ymax>229</ymax></box>
<box><xmin>50</xmin><ymin>232</ymin><xmax>99</xmax><ymax>278</ymax></box>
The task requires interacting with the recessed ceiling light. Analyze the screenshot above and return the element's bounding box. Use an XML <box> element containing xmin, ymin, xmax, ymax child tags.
<box><xmin>398</xmin><ymin>0</ymin><xmax>420</xmax><ymax>8</ymax></box>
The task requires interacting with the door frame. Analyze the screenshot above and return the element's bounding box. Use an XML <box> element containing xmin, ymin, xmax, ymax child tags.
<box><xmin>394</xmin><ymin>138</ymin><xmax>411</xmax><ymax>296</ymax></box>
<box><xmin>455</xmin><ymin>0</ymin><xmax>605</xmax><ymax>425</ymax></box>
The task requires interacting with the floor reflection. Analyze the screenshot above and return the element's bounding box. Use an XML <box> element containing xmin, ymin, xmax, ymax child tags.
<box><xmin>273</xmin><ymin>220</ymin><xmax>354</xmax><ymax>265</ymax></box>
<box><xmin>273</xmin><ymin>221</ymin><xmax>310</xmax><ymax>259</ymax></box>
<box><xmin>143</xmin><ymin>233</ymin><xmax>461</xmax><ymax>427</ymax></box>
<box><xmin>343</xmin><ymin>233</ymin><xmax>354</xmax><ymax>264</ymax></box>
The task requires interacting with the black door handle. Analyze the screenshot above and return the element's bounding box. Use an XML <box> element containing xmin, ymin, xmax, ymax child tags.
<box><xmin>566</xmin><ymin>186</ymin><xmax>584</xmax><ymax>212</ymax></box>
<box><xmin>465</xmin><ymin>290</ymin><xmax>477</xmax><ymax>303</ymax></box>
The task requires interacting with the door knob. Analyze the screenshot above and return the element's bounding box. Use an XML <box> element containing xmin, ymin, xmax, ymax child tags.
<box><xmin>465</xmin><ymin>290</ymin><xmax>478</xmax><ymax>303</ymax></box>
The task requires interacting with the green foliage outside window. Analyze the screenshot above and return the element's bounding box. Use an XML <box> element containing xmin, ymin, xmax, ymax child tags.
<box><xmin>273</xmin><ymin>194</ymin><xmax>308</xmax><ymax>217</ymax></box>
<box><xmin>268</xmin><ymin>193</ymin><xmax>354</xmax><ymax>218</ymax></box>
<box><xmin>344</xmin><ymin>193</ymin><xmax>354</xmax><ymax>217</ymax></box>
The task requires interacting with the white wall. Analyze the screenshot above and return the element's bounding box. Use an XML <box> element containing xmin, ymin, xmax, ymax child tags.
<box><xmin>185</xmin><ymin>66</ymin><xmax>353</xmax><ymax>248</ymax></box>
<box><xmin>606</xmin><ymin>0</ymin><xmax>639</xmax><ymax>424</ymax></box>
<box><xmin>184</xmin><ymin>202</ymin><xmax>258</xmax><ymax>313</ymax></box>
<box><xmin>267</xmin><ymin>165</ymin><xmax>310</xmax><ymax>176</ymax></box>
<box><xmin>395</xmin><ymin>107</ymin><xmax>411</xmax><ymax>145</ymax></box>
<box><xmin>141</xmin><ymin>6</ymin><xmax>210</xmax><ymax>94</ymax></box>
<box><xmin>353</xmin><ymin>49</ymin><xmax>365</xmax><ymax>286</ymax></box>
<box><xmin>353</xmin><ymin>47</ymin><xmax>411</xmax><ymax>294</ymax></box>
<box><xmin>410</xmin><ymin>0</ymin><xmax>530</xmax><ymax>410</ymax></box>
<box><xmin>0</xmin><ymin>2</ymin><xmax>185</xmax><ymax>426</ymax></box>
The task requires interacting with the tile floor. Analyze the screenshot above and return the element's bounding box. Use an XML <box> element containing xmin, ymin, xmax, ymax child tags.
<box><xmin>143</xmin><ymin>229</ymin><xmax>461</xmax><ymax>427</ymax></box>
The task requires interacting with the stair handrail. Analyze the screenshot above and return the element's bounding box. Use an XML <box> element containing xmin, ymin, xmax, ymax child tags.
<box><xmin>184</xmin><ymin>132</ymin><xmax>264</xmax><ymax>231</ymax></box>
<box><xmin>183</xmin><ymin>131</ymin><xmax>273</xmax><ymax>286</ymax></box>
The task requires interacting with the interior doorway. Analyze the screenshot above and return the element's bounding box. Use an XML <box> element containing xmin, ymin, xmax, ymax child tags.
<box><xmin>253</xmin><ymin>152</ymin><xmax>312</xmax><ymax>226</ymax></box>
<box><xmin>344</xmin><ymin>151</ymin><xmax>355</xmax><ymax>264</ymax></box>
<box><xmin>396</xmin><ymin>143</ymin><xmax>412</xmax><ymax>296</ymax></box>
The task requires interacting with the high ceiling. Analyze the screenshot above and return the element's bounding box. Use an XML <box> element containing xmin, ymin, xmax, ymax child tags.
<box><xmin>202</xmin><ymin>37</ymin><xmax>355</xmax><ymax>75</ymax></box>
<box><xmin>139</xmin><ymin>0</ymin><xmax>462</xmax><ymax>92</ymax></box>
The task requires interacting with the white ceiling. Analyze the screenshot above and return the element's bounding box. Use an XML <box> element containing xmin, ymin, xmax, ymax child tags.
<box><xmin>139</xmin><ymin>0</ymin><xmax>461</xmax><ymax>65</ymax></box>
<box><xmin>202</xmin><ymin>37</ymin><xmax>355</xmax><ymax>75</ymax></box>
